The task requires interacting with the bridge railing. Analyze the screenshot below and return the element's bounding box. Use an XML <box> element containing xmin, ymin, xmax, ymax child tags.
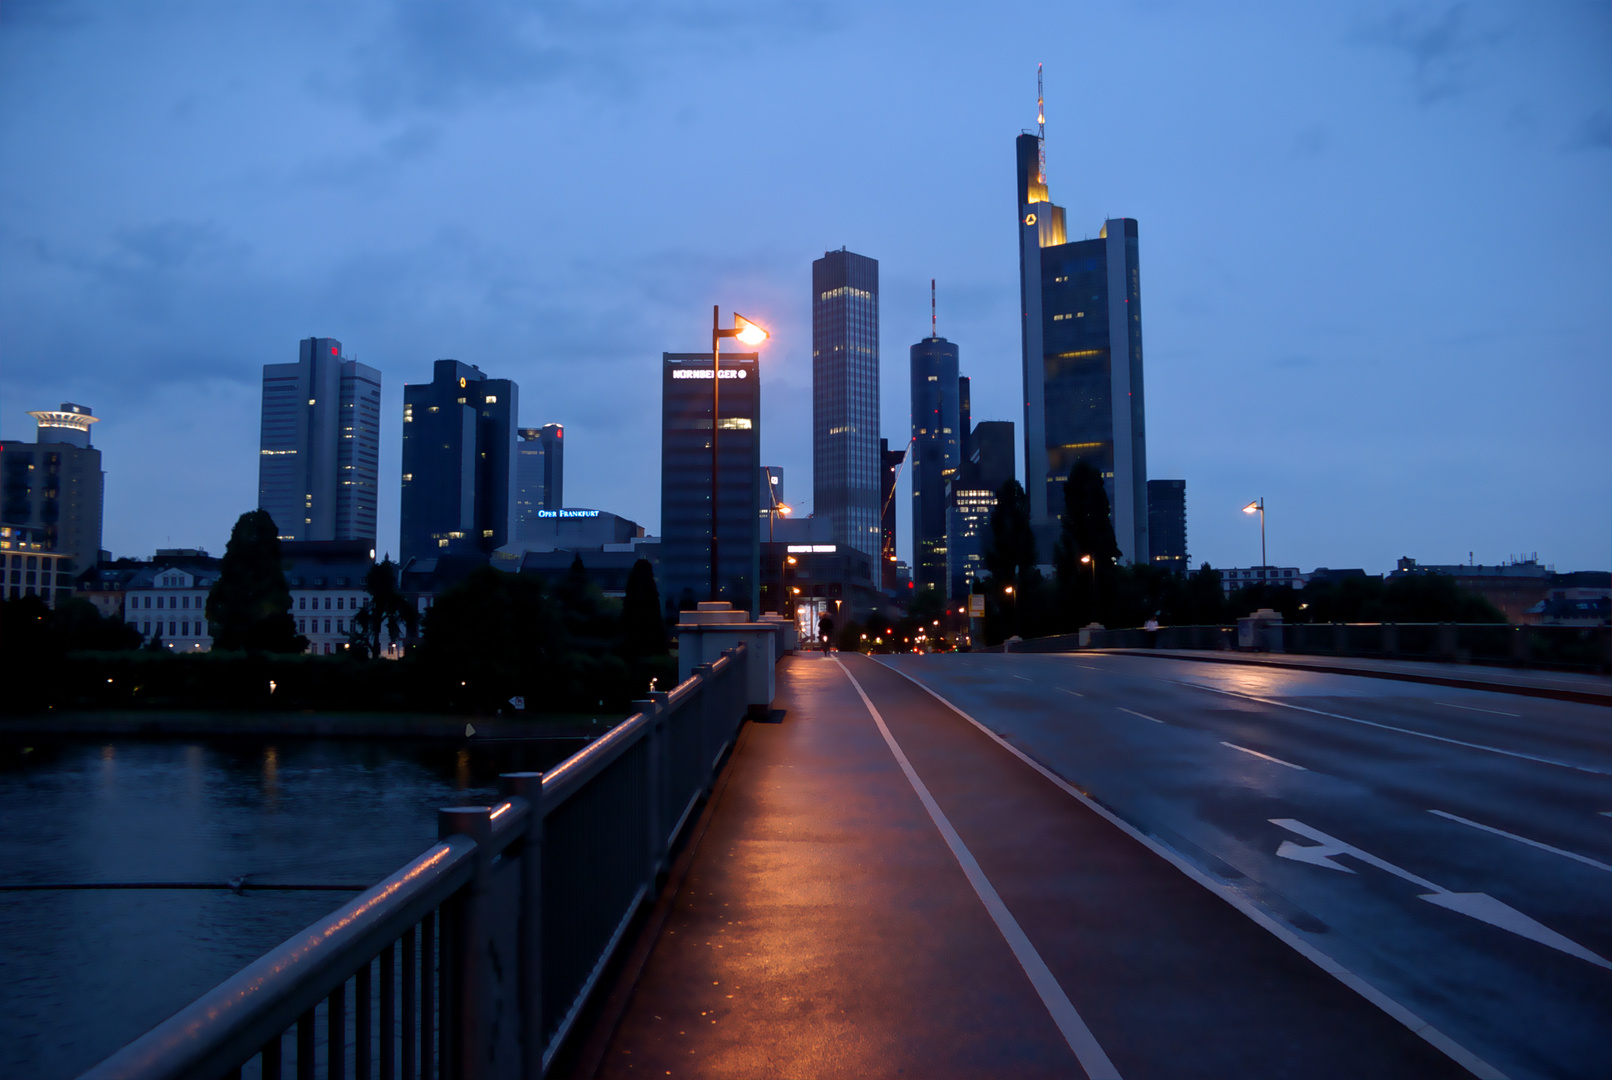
<box><xmin>82</xmin><ymin>644</ymin><xmax>752</xmax><ymax>1080</ymax></box>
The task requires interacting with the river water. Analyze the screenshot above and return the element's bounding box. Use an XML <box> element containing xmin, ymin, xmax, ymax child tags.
<box><xmin>0</xmin><ymin>730</ymin><xmax>590</xmax><ymax>1079</ymax></box>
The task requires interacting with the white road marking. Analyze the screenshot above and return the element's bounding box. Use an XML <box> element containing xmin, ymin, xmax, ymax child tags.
<box><xmin>1117</xmin><ymin>707</ymin><xmax>1164</xmax><ymax>724</ymax></box>
<box><xmin>1059</xmin><ymin>688</ymin><xmax>1085</xmax><ymax>698</ymax></box>
<box><xmin>1436</xmin><ymin>701</ymin><xmax>1521</xmax><ymax>718</ymax></box>
<box><xmin>1221</xmin><ymin>741</ymin><xmax>1307</xmax><ymax>771</ymax></box>
<box><xmin>1182</xmin><ymin>681</ymin><xmax>1612</xmax><ymax>777</ymax></box>
<box><xmin>1271</xmin><ymin>819</ymin><xmax>1611</xmax><ymax>970</ymax></box>
<box><xmin>876</xmin><ymin>659</ymin><xmax>1506</xmax><ymax>1080</ymax></box>
<box><xmin>1429</xmin><ymin>810</ymin><xmax>1612</xmax><ymax>873</ymax></box>
<box><xmin>1013</xmin><ymin>675</ymin><xmax>1032</xmax><ymax>681</ymax></box>
<box><xmin>834</xmin><ymin>657</ymin><xmax>1121</xmax><ymax>1079</ymax></box>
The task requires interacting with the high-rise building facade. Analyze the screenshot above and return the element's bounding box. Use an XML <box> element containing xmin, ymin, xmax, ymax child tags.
<box><xmin>514</xmin><ymin>424</ymin><xmax>564</xmax><ymax>541</ymax></box>
<box><xmin>1147</xmin><ymin>479</ymin><xmax>1188</xmax><ymax>573</ymax></box>
<box><xmin>1016</xmin><ymin>129</ymin><xmax>1148</xmax><ymax>563</ymax></box>
<box><xmin>0</xmin><ymin>402</ymin><xmax>104</xmax><ymax>576</ymax></box>
<box><xmin>258</xmin><ymin>338</ymin><xmax>382</xmax><ymax>545</ymax></box>
<box><xmin>910</xmin><ymin>335</ymin><xmax>960</xmax><ymax>593</ymax></box>
<box><xmin>660</xmin><ymin>351</ymin><xmax>761</xmax><ymax>615</ymax></box>
<box><xmin>946</xmin><ymin>419</ymin><xmax>1015</xmax><ymax>600</ymax></box>
<box><xmin>811</xmin><ymin>249</ymin><xmax>881</xmax><ymax>565</ymax></box>
<box><xmin>879</xmin><ymin>439</ymin><xmax>906</xmax><ymax>593</ymax></box>
<box><xmin>400</xmin><ymin>360</ymin><xmax>518</xmax><ymax>564</ymax></box>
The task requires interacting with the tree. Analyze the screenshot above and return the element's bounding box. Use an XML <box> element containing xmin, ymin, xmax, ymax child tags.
<box><xmin>206</xmin><ymin>510</ymin><xmax>306</xmax><ymax>652</ymax></box>
<box><xmin>620</xmin><ymin>559</ymin><xmax>667</xmax><ymax>658</ymax></box>
<box><xmin>1053</xmin><ymin>462</ymin><xmax>1121</xmax><ymax>628</ymax></box>
<box><xmin>985</xmin><ymin>480</ymin><xmax>1037</xmax><ymax>585</ymax></box>
<box><xmin>353</xmin><ymin>556</ymin><xmax>415</xmax><ymax>658</ymax></box>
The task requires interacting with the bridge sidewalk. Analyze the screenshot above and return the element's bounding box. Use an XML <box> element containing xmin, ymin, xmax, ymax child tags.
<box><xmin>584</xmin><ymin>653</ymin><xmax>1474</xmax><ymax>1079</ymax></box>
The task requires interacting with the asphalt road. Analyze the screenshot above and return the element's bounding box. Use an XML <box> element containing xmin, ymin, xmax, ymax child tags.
<box><xmin>598</xmin><ymin>652</ymin><xmax>1596</xmax><ymax>1079</ymax></box>
<box><xmin>880</xmin><ymin>651</ymin><xmax>1612</xmax><ymax>1080</ymax></box>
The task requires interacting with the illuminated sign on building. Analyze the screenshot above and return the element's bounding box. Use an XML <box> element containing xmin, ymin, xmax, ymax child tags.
<box><xmin>671</xmin><ymin>368</ymin><xmax>749</xmax><ymax>380</ymax></box>
<box><xmin>786</xmin><ymin>544</ymin><xmax>838</xmax><ymax>553</ymax></box>
<box><xmin>536</xmin><ymin>509</ymin><xmax>602</xmax><ymax>519</ymax></box>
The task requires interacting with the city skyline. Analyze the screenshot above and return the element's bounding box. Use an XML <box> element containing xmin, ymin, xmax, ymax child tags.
<box><xmin>3</xmin><ymin>4</ymin><xmax>1608</xmax><ymax>574</ymax></box>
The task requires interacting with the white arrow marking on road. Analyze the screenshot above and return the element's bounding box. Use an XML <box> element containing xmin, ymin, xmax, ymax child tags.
<box><xmin>1271</xmin><ymin>818</ymin><xmax>1611</xmax><ymax>969</ymax></box>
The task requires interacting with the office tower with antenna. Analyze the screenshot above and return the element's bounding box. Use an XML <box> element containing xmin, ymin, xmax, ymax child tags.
<box><xmin>1016</xmin><ymin>64</ymin><xmax>1149</xmax><ymax>563</ymax></box>
<box><xmin>811</xmin><ymin>248</ymin><xmax>882</xmax><ymax>566</ymax></box>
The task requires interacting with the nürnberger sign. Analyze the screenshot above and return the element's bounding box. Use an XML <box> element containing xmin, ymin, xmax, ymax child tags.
<box><xmin>671</xmin><ymin>368</ymin><xmax>748</xmax><ymax>380</ymax></box>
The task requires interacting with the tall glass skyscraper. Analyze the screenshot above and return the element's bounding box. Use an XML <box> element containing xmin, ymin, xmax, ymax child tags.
<box><xmin>514</xmin><ymin>423</ymin><xmax>564</xmax><ymax>540</ymax></box>
<box><xmin>1016</xmin><ymin>129</ymin><xmax>1149</xmax><ymax>563</ymax></box>
<box><xmin>910</xmin><ymin>335</ymin><xmax>960</xmax><ymax>593</ymax></box>
<box><xmin>258</xmin><ymin>337</ymin><xmax>382</xmax><ymax>545</ymax></box>
<box><xmin>660</xmin><ymin>351</ymin><xmax>761</xmax><ymax>616</ymax></box>
<box><xmin>811</xmin><ymin>249</ymin><xmax>881</xmax><ymax>565</ymax></box>
<box><xmin>399</xmin><ymin>360</ymin><xmax>518</xmax><ymax>564</ymax></box>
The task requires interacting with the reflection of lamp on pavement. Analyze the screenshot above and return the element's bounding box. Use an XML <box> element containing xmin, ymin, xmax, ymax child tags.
<box><xmin>708</xmin><ymin>308</ymin><xmax>769</xmax><ymax>602</ymax></box>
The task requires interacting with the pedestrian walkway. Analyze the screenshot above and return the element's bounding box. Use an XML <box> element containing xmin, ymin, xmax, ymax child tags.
<box><xmin>585</xmin><ymin>653</ymin><xmax>1478</xmax><ymax>1079</ymax></box>
<box><xmin>1098</xmin><ymin>647</ymin><xmax>1610</xmax><ymax>704</ymax></box>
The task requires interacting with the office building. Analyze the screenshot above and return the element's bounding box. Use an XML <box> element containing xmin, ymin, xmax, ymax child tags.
<box><xmin>910</xmin><ymin>335</ymin><xmax>960</xmax><ymax>592</ymax></box>
<box><xmin>946</xmin><ymin>419</ymin><xmax>1016</xmax><ymax>599</ymax></box>
<box><xmin>258</xmin><ymin>338</ymin><xmax>382</xmax><ymax>545</ymax></box>
<box><xmin>660</xmin><ymin>351</ymin><xmax>761</xmax><ymax>615</ymax></box>
<box><xmin>958</xmin><ymin>376</ymin><xmax>973</xmax><ymax>469</ymax></box>
<box><xmin>1147</xmin><ymin>479</ymin><xmax>1188</xmax><ymax>573</ymax></box>
<box><xmin>0</xmin><ymin>402</ymin><xmax>104</xmax><ymax>578</ymax></box>
<box><xmin>123</xmin><ymin>550</ymin><xmax>222</xmax><ymax>651</ymax></box>
<box><xmin>1016</xmin><ymin>120</ymin><xmax>1148</xmax><ymax>563</ymax></box>
<box><xmin>812</xmin><ymin>249</ymin><xmax>882</xmax><ymax>564</ymax></box>
<box><xmin>400</xmin><ymin>360</ymin><xmax>519</xmax><ymax>564</ymax></box>
<box><xmin>515</xmin><ymin>424</ymin><xmax>564</xmax><ymax>539</ymax></box>
<box><xmin>880</xmin><ymin>439</ymin><xmax>906</xmax><ymax>593</ymax></box>
<box><xmin>282</xmin><ymin>540</ymin><xmax>378</xmax><ymax>654</ymax></box>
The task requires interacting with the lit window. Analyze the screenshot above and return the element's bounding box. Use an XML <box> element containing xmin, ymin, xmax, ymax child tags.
<box><xmin>485</xmin><ymin>395</ymin><xmax>497</xmax><ymax>404</ymax></box>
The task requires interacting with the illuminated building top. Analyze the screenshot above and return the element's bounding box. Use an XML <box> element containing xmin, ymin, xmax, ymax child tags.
<box><xmin>28</xmin><ymin>402</ymin><xmax>98</xmax><ymax>447</ymax></box>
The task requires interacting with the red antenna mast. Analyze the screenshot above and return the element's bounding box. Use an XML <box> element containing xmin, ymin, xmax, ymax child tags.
<box><xmin>931</xmin><ymin>279</ymin><xmax>937</xmax><ymax>338</ymax></box>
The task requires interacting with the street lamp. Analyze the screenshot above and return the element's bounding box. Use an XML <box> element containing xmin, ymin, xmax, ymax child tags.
<box><xmin>1242</xmin><ymin>498</ymin><xmax>1266</xmax><ymax>572</ymax></box>
<box><xmin>768</xmin><ymin>494</ymin><xmax>793</xmax><ymax>616</ymax></box>
<box><xmin>709</xmin><ymin>307</ymin><xmax>769</xmax><ymax>602</ymax></box>
<box><xmin>1004</xmin><ymin>584</ymin><xmax>1017</xmax><ymax>635</ymax></box>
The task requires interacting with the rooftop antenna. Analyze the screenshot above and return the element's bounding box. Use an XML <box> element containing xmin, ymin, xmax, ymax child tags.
<box><xmin>1037</xmin><ymin>63</ymin><xmax>1046</xmax><ymax>185</ymax></box>
<box><xmin>931</xmin><ymin>279</ymin><xmax>937</xmax><ymax>339</ymax></box>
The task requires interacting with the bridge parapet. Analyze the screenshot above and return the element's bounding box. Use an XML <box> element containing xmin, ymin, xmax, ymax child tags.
<box><xmin>80</xmin><ymin>644</ymin><xmax>755</xmax><ymax>1080</ymax></box>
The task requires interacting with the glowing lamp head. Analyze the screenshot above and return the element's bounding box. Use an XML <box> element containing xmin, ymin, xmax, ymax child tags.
<box><xmin>1080</xmin><ymin>554</ymin><xmax>1091</xmax><ymax>565</ymax></box>
<box><xmin>1243</xmin><ymin>501</ymin><xmax>1261</xmax><ymax>515</ymax></box>
<box><xmin>777</xmin><ymin>504</ymin><xmax>792</xmax><ymax>515</ymax></box>
<box><xmin>734</xmin><ymin>314</ymin><xmax>769</xmax><ymax>346</ymax></box>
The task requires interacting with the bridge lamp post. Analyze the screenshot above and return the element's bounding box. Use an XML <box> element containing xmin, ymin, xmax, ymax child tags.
<box><xmin>1242</xmin><ymin>498</ymin><xmax>1266</xmax><ymax>572</ymax></box>
<box><xmin>1004</xmin><ymin>584</ymin><xmax>1017</xmax><ymax>636</ymax></box>
<box><xmin>709</xmin><ymin>308</ymin><xmax>769</xmax><ymax>603</ymax></box>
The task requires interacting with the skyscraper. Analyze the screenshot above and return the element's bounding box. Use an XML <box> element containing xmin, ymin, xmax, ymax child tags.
<box><xmin>258</xmin><ymin>338</ymin><xmax>382</xmax><ymax>545</ymax></box>
<box><xmin>879</xmin><ymin>439</ymin><xmax>906</xmax><ymax>593</ymax></box>
<box><xmin>400</xmin><ymin>360</ymin><xmax>518</xmax><ymax>564</ymax></box>
<box><xmin>811</xmin><ymin>249</ymin><xmax>881</xmax><ymax>565</ymax></box>
<box><xmin>515</xmin><ymin>423</ymin><xmax>564</xmax><ymax>540</ymax></box>
<box><xmin>1147</xmin><ymin>479</ymin><xmax>1188</xmax><ymax>574</ymax></box>
<box><xmin>660</xmin><ymin>351</ymin><xmax>761</xmax><ymax>616</ymax></box>
<box><xmin>0</xmin><ymin>402</ymin><xmax>104</xmax><ymax>574</ymax></box>
<box><xmin>947</xmin><ymin>419</ymin><xmax>1015</xmax><ymax>600</ymax></box>
<box><xmin>1016</xmin><ymin>105</ymin><xmax>1148</xmax><ymax>563</ymax></box>
<box><xmin>910</xmin><ymin>334</ymin><xmax>960</xmax><ymax>593</ymax></box>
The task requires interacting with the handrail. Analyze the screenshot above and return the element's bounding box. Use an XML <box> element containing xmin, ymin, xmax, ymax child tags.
<box><xmin>79</xmin><ymin>640</ymin><xmax>760</xmax><ymax>1080</ymax></box>
<box><xmin>83</xmin><ymin>837</ymin><xmax>478</xmax><ymax>1079</ymax></box>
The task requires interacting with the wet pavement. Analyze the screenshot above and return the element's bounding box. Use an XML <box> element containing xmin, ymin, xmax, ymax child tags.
<box><xmin>592</xmin><ymin>652</ymin><xmax>1514</xmax><ymax>1079</ymax></box>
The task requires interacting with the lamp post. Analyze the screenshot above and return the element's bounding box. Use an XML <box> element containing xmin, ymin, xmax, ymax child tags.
<box><xmin>708</xmin><ymin>307</ymin><xmax>769</xmax><ymax>602</ymax></box>
<box><xmin>1242</xmin><ymin>498</ymin><xmax>1266</xmax><ymax>573</ymax></box>
<box><xmin>1079</xmin><ymin>552</ymin><xmax>1096</xmax><ymax>618</ymax></box>
<box><xmin>768</xmin><ymin>491</ymin><xmax>793</xmax><ymax>616</ymax></box>
<box><xmin>1004</xmin><ymin>584</ymin><xmax>1017</xmax><ymax>636</ymax></box>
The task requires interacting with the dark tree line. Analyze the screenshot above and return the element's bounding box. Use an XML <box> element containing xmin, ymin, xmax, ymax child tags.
<box><xmin>969</xmin><ymin>467</ymin><xmax>1506</xmax><ymax>646</ymax></box>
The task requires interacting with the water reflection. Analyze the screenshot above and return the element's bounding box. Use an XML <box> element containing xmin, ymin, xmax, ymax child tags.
<box><xmin>0</xmin><ymin>730</ymin><xmax>586</xmax><ymax>1079</ymax></box>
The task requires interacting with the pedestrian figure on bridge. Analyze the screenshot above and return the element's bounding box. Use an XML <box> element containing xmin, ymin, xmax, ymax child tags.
<box><xmin>1144</xmin><ymin>615</ymin><xmax>1160</xmax><ymax>648</ymax></box>
<box><xmin>818</xmin><ymin>612</ymin><xmax>835</xmax><ymax>654</ymax></box>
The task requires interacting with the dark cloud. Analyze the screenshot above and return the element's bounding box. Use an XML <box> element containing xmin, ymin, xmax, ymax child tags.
<box><xmin>1355</xmin><ymin>3</ymin><xmax>1508</xmax><ymax>106</ymax></box>
<box><xmin>1564</xmin><ymin>108</ymin><xmax>1611</xmax><ymax>152</ymax></box>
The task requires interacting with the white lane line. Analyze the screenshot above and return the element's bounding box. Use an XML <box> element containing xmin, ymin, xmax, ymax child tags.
<box><xmin>1436</xmin><ymin>701</ymin><xmax>1521</xmax><ymax>718</ymax></box>
<box><xmin>1181</xmin><ymin>681</ymin><xmax>1612</xmax><ymax>777</ymax></box>
<box><xmin>1014</xmin><ymin>675</ymin><xmax>1033</xmax><ymax>681</ymax></box>
<box><xmin>1221</xmin><ymin>742</ymin><xmax>1307</xmax><ymax>771</ymax></box>
<box><xmin>1117</xmin><ymin>707</ymin><xmax>1164</xmax><ymax>724</ymax></box>
<box><xmin>1428</xmin><ymin>810</ymin><xmax>1612</xmax><ymax>873</ymax></box>
<box><xmin>1059</xmin><ymin>688</ymin><xmax>1086</xmax><ymax>698</ymax></box>
<box><xmin>874</xmin><ymin>659</ymin><xmax>1507</xmax><ymax>1080</ymax></box>
<box><xmin>833</xmin><ymin>657</ymin><xmax>1120</xmax><ymax>1080</ymax></box>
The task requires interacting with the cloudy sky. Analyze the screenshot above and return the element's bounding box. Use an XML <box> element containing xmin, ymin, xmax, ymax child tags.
<box><xmin>2</xmin><ymin>1</ymin><xmax>1607</xmax><ymax>573</ymax></box>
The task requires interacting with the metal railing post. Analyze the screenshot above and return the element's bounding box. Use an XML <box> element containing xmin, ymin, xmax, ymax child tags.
<box><xmin>438</xmin><ymin>806</ymin><xmax>495</xmax><ymax>1080</ymax></box>
<box><xmin>631</xmin><ymin>696</ymin><xmax>668</xmax><ymax>879</ymax></box>
<box><xmin>499</xmin><ymin>773</ymin><xmax>545</xmax><ymax>1080</ymax></box>
<box><xmin>692</xmin><ymin>663</ymin><xmax>717</xmax><ymax>791</ymax></box>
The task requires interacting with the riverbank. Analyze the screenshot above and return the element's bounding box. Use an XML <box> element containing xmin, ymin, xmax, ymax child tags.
<box><xmin>0</xmin><ymin>709</ymin><xmax>626</xmax><ymax>742</ymax></box>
